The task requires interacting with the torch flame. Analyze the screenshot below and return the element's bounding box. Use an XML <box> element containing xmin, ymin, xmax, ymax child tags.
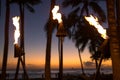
<box><xmin>52</xmin><ymin>5</ymin><xmax>62</xmax><ymax>23</ymax></box>
<box><xmin>13</xmin><ymin>16</ymin><xmax>20</xmax><ymax>44</ymax></box>
<box><xmin>85</xmin><ymin>15</ymin><xmax>108</xmax><ymax>39</ymax></box>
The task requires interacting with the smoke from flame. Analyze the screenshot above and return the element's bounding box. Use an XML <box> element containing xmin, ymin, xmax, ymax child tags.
<box><xmin>13</xmin><ymin>16</ymin><xmax>20</xmax><ymax>44</ymax></box>
<box><xmin>85</xmin><ymin>15</ymin><xmax>108</xmax><ymax>39</ymax></box>
<box><xmin>52</xmin><ymin>5</ymin><xmax>62</xmax><ymax>23</ymax></box>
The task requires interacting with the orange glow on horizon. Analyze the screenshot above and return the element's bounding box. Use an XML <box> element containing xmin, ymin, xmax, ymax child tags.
<box><xmin>3</xmin><ymin>43</ymin><xmax>112</xmax><ymax>69</ymax></box>
<box><xmin>5</xmin><ymin>51</ymin><xmax>112</xmax><ymax>69</ymax></box>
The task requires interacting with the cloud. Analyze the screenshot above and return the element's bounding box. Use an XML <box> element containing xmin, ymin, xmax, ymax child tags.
<box><xmin>83</xmin><ymin>61</ymin><xmax>96</xmax><ymax>68</ymax></box>
<box><xmin>83</xmin><ymin>61</ymin><xmax>112</xmax><ymax>69</ymax></box>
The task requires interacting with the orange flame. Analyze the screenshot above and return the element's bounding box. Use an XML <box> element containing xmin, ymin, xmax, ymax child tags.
<box><xmin>85</xmin><ymin>15</ymin><xmax>108</xmax><ymax>39</ymax></box>
<box><xmin>13</xmin><ymin>16</ymin><xmax>20</xmax><ymax>44</ymax></box>
<box><xmin>52</xmin><ymin>5</ymin><xmax>62</xmax><ymax>23</ymax></box>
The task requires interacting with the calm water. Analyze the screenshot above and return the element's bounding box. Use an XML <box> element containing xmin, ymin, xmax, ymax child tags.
<box><xmin>0</xmin><ymin>68</ymin><xmax>112</xmax><ymax>79</ymax></box>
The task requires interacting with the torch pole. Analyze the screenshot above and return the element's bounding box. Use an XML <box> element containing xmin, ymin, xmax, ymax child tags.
<box><xmin>14</xmin><ymin>57</ymin><xmax>20</xmax><ymax>80</ymax></box>
<box><xmin>52</xmin><ymin>5</ymin><xmax>67</xmax><ymax>80</ymax></box>
<box><xmin>59</xmin><ymin>37</ymin><xmax>63</xmax><ymax>80</ymax></box>
<box><xmin>56</xmin><ymin>24</ymin><xmax>67</xmax><ymax>80</ymax></box>
<box><xmin>94</xmin><ymin>39</ymin><xmax>108</xmax><ymax>80</ymax></box>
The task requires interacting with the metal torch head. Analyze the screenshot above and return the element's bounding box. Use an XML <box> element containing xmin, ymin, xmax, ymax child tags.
<box><xmin>14</xmin><ymin>44</ymin><xmax>24</xmax><ymax>58</ymax></box>
<box><xmin>56</xmin><ymin>23</ymin><xmax>67</xmax><ymax>37</ymax></box>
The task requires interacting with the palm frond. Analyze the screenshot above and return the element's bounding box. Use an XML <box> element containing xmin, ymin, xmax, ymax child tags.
<box><xmin>80</xmin><ymin>39</ymin><xmax>89</xmax><ymax>51</ymax></box>
<box><xmin>26</xmin><ymin>0</ymin><xmax>42</xmax><ymax>5</ymax></box>
<box><xmin>62</xmin><ymin>0</ymin><xmax>107</xmax><ymax>57</ymax></box>
<box><xmin>63</xmin><ymin>7</ymin><xmax>80</xmax><ymax>38</ymax></box>
<box><xmin>10</xmin><ymin>0</ymin><xmax>41</xmax><ymax>13</ymax></box>
<box><xmin>89</xmin><ymin>2</ymin><xmax>106</xmax><ymax>22</ymax></box>
<box><xmin>62</xmin><ymin>0</ymin><xmax>82</xmax><ymax>8</ymax></box>
<box><xmin>25</xmin><ymin>3</ymin><xmax>35</xmax><ymax>12</ymax></box>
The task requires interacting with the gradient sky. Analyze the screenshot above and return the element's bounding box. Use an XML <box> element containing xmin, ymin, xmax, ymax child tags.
<box><xmin>0</xmin><ymin>0</ymin><xmax>112</xmax><ymax>70</ymax></box>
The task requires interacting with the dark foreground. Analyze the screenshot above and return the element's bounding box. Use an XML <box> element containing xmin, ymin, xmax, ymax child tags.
<box><xmin>6</xmin><ymin>74</ymin><xmax>113</xmax><ymax>80</ymax></box>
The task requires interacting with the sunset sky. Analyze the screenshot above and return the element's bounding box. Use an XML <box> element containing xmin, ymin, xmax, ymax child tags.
<box><xmin>0</xmin><ymin>0</ymin><xmax>112</xmax><ymax>70</ymax></box>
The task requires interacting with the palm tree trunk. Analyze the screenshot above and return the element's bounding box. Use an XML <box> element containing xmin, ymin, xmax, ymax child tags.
<box><xmin>45</xmin><ymin>0</ymin><xmax>55</xmax><ymax>80</ymax></box>
<box><xmin>14</xmin><ymin>57</ymin><xmax>20</xmax><ymax>80</ymax></box>
<box><xmin>0</xmin><ymin>0</ymin><xmax>10</xmax><ymax>80</ymax></box>
<box><xmin>94</xmin><ymin>38</ymin><xmax>108</xmax><ymax>80</ymax></box>
<box><xmin>95</xmin><ymin>59</ymin><xmax>98</xmax><ymax>70</ymax></box>
<box><xmin>19</xmin><ymin>3</ymin><xmax>26</xmax><ymax>79</ymax></box>
<box><xmin>21</xmin><ymin>3</ymin><xmax>25</xmax><ymax>66</ymax></box>
<box><xmin>45</xmin><ymin>33</ymin><xmax>52</xmax><ymax>80</ymax></box>
<box><xmin>19</xmin><ymin>3</ymin><xmax>25</xmax><ymax>63</ymax></box>
<box><xmin>19</xmin><ymin>3</ymin><xmax>29</xmax><ymax>79</ymax></box>
<box><xmin>94</xmin><ymin>54</ymin><xmax>103</xmax><ymax>80</ymax></box>
<box><xmin>106</xmin><ymin>0</ymin><xmax>120</xmax><ymax>80</ymax></box>
<box><xmin>116</xmin><ymin>0</ymin><xmax>120</xmax><ymax>46</ymax></box>
<box><xmin>78</xmin><ymin>49</ymin><xmax>85</xmax><ymax>75</ymax></box>
<box><xmin>0</xmin><ymin>0</ymin><xmax>1</xmax><ymax>16</ymax></box>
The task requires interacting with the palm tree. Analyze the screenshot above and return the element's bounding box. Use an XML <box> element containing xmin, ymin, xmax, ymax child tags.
<box><xmin>72</xmin><ymin>18</ymin><xmax>104</xmax><ymax>70</ymax></box>
<box><xmin>116</xmin><ymin>0</ymin><xmax>120</xmax><ymax>44</ymax></box>
<box><xmin>62</xmin><ymin>0</ymin><xmax>106</xmax><ymax>54</ymax></box>
<box><xmin>44</xmin><ymin>0</ymin><xmax>56</xmax><ymax>80</ymax></box>
<box><xmin>0</xmin><ymin>0</ymin><xmax>10</xmax><ymax>80</ymax></box>
<box><xmin>62</xmin><ymin>0</ymin><xmax>107</xmax><ymax>79</ymax></box>
<box><xmin>106</xmin><ymin>0</ymin><xmax>120</xmax><ymax>80</ymax></box>
<box><xmin>62</xmin><ymin>0</ymin><xmax>106</xmax><ymax>22</ymax></box>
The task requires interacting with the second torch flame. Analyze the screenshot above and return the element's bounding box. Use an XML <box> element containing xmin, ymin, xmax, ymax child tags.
<box><xmin>52</xmin><ymin>5</ymin><xmax>62</xmax><ymax>23</ymax></box>
<box><xmin>85</xmin><ymin>15</ymin><xmax>108</xmax><ymax>39</ymax></box>
<box><xmin>13</xmin><ymin>16</ymin><xmax>20</xmax><ymax>44</ymax></box>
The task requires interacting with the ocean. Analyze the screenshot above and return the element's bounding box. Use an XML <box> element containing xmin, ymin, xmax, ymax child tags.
<box><xmin>0</xmin><ymin>68</ymin><xmax>112</xmax><ymax>79</ymax></box>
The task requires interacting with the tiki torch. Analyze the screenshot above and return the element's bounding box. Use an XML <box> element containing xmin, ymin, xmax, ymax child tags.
<box><xmin>84</xmin><ymin>15</ymin><xmax>109</xmax><ymax>50</ymax></box>
<box><xmin>84</xmin><ymin>15</ymin><xmax>108</xmax><ymax>39</ymax></box>
<box><xmin>13</xmin><ymin>16</ymin><xmax>23</xmax><ymax>57</ymax></box>
<box><xmin>52</xmin><ymin>5</ymin><xmax>67</xmax><ymax>80</ymax></box>
<box><xmin>52</xmin><ymin>6</ymin><xmax>67</xmax><ymax>37</ymax></box>
<box><xmin>85</xmin><ymin>15</ymin><xmax>109</xmax><ymax>80</ymax></box>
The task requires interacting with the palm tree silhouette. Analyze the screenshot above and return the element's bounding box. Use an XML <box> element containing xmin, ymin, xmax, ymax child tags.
<box><xmin>78</xmin><ymin>48</ymin><xmax>85</xmax><ymax>75</ymax></box>
<box><xmin>62</xmin><ymin>0</ymin><xmax>106</xmax><ymax>76</ymax></box>
<box><xmin>116</xmin><ymin>0</ymin><xmax>120</xmax><ymax>45</ymax></box>
<box><xmin>44</xmin><ymin>0</ymin><xmax>56</xmax><ymax>80</ymax></box>
<box><xmin>0</xmin><ymin>0</ymin><xmax>10</xmax><ymax>80</ymax></box>
<box><xmin>72</xmin><ymin>19</ymin><xmax>104</xmax><ymax>75</ymax></box>
<box><xmin>106</xmin><ymin>0</ymin><xmax>120</xmax><ymax>80</ymax></box>
<box><xmin>94</xmin><ymin>39</ymin><xmax>110</xmax><ymax>80</ymax></box>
